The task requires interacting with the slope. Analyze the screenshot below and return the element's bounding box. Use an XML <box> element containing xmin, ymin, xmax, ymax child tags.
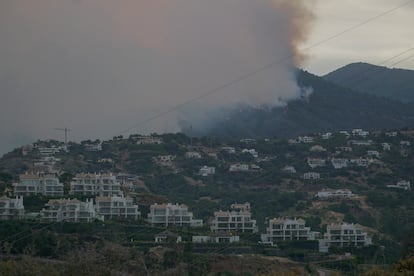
<box><xmin>323</xmin><ymin>62</ymin><xmax>414</xmax><ymax>103</ymax></box>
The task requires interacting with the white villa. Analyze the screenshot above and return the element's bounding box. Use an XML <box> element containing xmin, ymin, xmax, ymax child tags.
<box><xmin>70</xmin><ymin>173</ymin><xmax>121</xmax><ymax>196</ymax></box>
<box><xmin>303</xmin><ymin>172</ymin><xmax>321</xmax><ymax>180</ymax></box>
<box><xmin>387</xmin><ymin>180</ymin><xmax>411</xmax><ymax>191</ymax></box>
<box><xmin>210</xmin><ymin>203</ymin><xmax>258</xmax><ymax>233</ymax></box>
<box><xmin>331</xmin><ymin>158</ymin><xmax>349</xmax><ymax>169</ymax></box>
<box><xmin>148</xmin><ymin>203</ymin><xmax>203</xmax><ymax>228</ymax></box>
<box><xmin>14</xmin><ymin>172</ymin><xmax>63</xmax><ymax>197</ymax></box>
<box><xmin>307</xmin><ymin>158</ymin><xmax>326</xmax><ymax>169</ymax></box>
<box><xmin>95</xmin><ymin>195</ymin><xmax>140</xmax><ymax>220</ymax></box>
<box><xmin>199</xmin><ymin>166</ymin><xmax>216</xmax><ymax>177</ymax></box>
<box><xmin>40</xmin><ymin>198</ymin><xmax>99</xmax><ymax>222</ymax></box>
<box><xmin>0</xmin><ymin>196</ymin><xmax>25</xmax><ymax>220</ymax></box>
<box><xmin>319</xmin><ymin>223</ymin><xmax>372</xmax><ymax>253</ymax></box>
<box><xmin>261</xmin><ymin>217</ymin><xmax>316</xmax><ymax>243</ymax></box>
<box><xmin>316</xmin><ymin>189</ymin><xmax>355</xmax><ymax>200</ymax></box>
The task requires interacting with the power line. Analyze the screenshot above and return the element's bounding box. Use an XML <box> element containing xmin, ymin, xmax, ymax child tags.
<box><xmin>116</xmin><ymin>0</ymin><xmax>414</xmax><ymax>136</ymax></box>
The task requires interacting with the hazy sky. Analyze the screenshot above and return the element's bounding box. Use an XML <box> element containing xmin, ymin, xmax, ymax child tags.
<box><xmin>303</xmin><ymin>0</ymin><xmax>414</xmax><ymax>75</ymax></box>
<box><xmin>1</xmin><ymin>0</ymin><xmax>413</xmax><ymax>155</ymax></box>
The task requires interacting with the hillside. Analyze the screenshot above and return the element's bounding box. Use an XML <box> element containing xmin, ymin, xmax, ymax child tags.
<box><xmin>323</xmin><ymin>62</ymin><xmax>414</xmax><ymax>103</ymax></box>
<box><xmin>191</xmin><ymin>70</ymin><xmax>414</xmax><ymax>139</ymax></box>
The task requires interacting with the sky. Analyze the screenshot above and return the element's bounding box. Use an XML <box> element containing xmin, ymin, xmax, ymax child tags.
<box><xmin>303</xmin><ymin>0</ymin><xmax>414</xmax><ymax>75</ymax></box>
<box><xmin>1</xmin><ymin>0</ymin><xmax>413</xmax><ymax>155</ymax></box>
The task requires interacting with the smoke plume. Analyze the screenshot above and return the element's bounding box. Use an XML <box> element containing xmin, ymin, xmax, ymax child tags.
<box><xmin>0</xmin><ymin>0</ymin><xmax>314</xmax><ymax>154</ymax></box>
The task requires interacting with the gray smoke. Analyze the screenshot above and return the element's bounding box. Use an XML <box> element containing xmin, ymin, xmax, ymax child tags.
<box><xmin>0</xmin><ymin>0</ymin><xmax>314</xmax><ymax>155</ymax></box>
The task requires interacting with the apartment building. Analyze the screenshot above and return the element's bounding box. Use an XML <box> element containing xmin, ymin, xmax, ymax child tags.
<box><xmin>40</xmin><ymin>198</ymin><xmax>98</xmax><ymax>222</ymax></box>
<box><xmin>0</xmin><ymin>196</ymin><xmax>24</xmax><ymax>220</ymax></box>
<box><xmin>148</xmin><ymin>203</ymin><xmax>203</xmax><ymax>228</ymax></box>
<box><xmin>210</xmin><ymin>202</ymin><xmax>258</xmax><ymax>233</ymax></box>
<box><xmin>261</xmin><ymin>217</ymin><xmax>316</xmax><ymax>243</ymax></box>
<box><xmin>95</xmin><ymin>195</ymin><xmax>140</xmax><ymax>220</ymax></box>
<box><xmin>319</xmin><ymin>223</ymin><xmax>372</xmax><ymax>253</ymax></box>
<box><xmin>14</xmin><ymin>172</ymin><xmax>63</xmax><ymax>197</ymax></box>
<box><xmin>70</xmin><ymin>173</ymin><xmax>121</xmax><ymax>196</ymax></box>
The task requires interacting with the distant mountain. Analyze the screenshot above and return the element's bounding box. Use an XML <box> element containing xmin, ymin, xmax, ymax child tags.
<box><xmin>185</xmin><ymin>70</ymin><xmax>414</xmax><ymax>139</ymax></box>
<box><xmin>324</xmin><ymin>62</ymin><xmax>414</xmax><ymax>103</ymax></box>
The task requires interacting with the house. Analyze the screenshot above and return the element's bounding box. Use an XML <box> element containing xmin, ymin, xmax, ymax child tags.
<box><xmin>316</xmin><ymin>189</ymin><xmax>355</xmax><ymax>200</ymax></box>
<box><xmin>192</xmin><ymin>232</ymin><xmax>240</xmax><ymax>244</ymax></box>
<box><xmin>221</xmin><ymin>146</ymin><xmax>236</xmax><ymax>154</ymax></box>
<box><xmin>339</xmin><ymin>131</ymin><xmax>350</xmax><ymax>137</ymax></box>
<box><xmin>321</xmin><ymin>132</ymin><xmax>333</xmax><ymax>140</ymax></box>
<box><xmin>14</xmin><ymin>172</ymin><xmax>64</xmax><ymax>197</ymax></box>
<box><xmin>242</xmin><ymin>149</ymin><xmax>258</xmax><ymax>158</ymax></box>
<box><xmin>136</xmin><ymin>135</ymin><xmax>163</xmax><ymax>145</ymax></box>
<box><xmin>210</xmin><ymin>202</ymin><xmax>258</xmax><ymax>233</ymax></box>
<box><xmin>307</xmin><ymin>158</ymin><xmax>326</xmax><ymax>169</ymax></box>
<box><xmin>400</xmin><ymin>141</ymin><xmax>411</xmax><ymax>147</ymax></box>
<box><xmin>336</xmin><ymin>146</ymin><xmax>353</xmax><ymax>152</ymax></box>
<box><xmin>349</xmin><ymin>140</ymin><xmax>373</xmax><ymax>146</ymax></box>
<box><xmin>40</xmin><ymin>198</ymin><xmax>99</xmax><ymax>222</ymax></box>
<box><xmin>367</xmin><ymin>150</ymin><xmax>380</xmax><ymax>158</ymax></box>
<box><xmin>229</xmin><ymin>164</ymin><xmax>250</xmax><ymax>172</ymax></box>
<box><xmin>386</xmin><ymin>180</ymin><xmax>411</xmax><ymax>191</ymax></box>
<box><xmin>70</xmin><ymin>173</ymin><xmax>121</xmax><ymax>196</ymax></box>
<box><xmin>282</xmin><ymin>166</ymin><xmax>296</xmax><ymax>174</ymax></box>
<box><xmin>185</xmin><ymin>151</ymin><xmax>202</xmax><ymax>159</ymax></box>
<box><xmin>309</xmin><ymin>145</ymin><xmax>326</xmax><ymax>152</ymax></box>
<box><xmin>38</xmin><ymin>147</ymin><xmax>61</xmax><ymax>156</ymax></box>
<box><xmin>84</xmin><ymin>142</ymin><xmax>102</xmax><ymax>152</ymax></box>
<box><xmin>95</xmin><ymin>195</ymin><xmax>140</xmax><ymax>220</ymax></box>
<box><xmin>352</xmin><ymin>129</ymin><xmax>369</xmax><ymax>137</ymax></box>
<box><xmin>349</xmin><ymin>158</ymin><xmax>370</xmax><ymax>167</ymax></box>
<box><xmin>148</xmin><ymin>203</ymin><xmax>203</xmax><ymax>228</ymax></box>
<box><xmin>199</xmin><ymin>166</ymin><xmax>216</xmax><ymax>177</ymax></box>
<box><xmin>303</xmin><ymin>172</ymin><xmax>320</xmax><ymax>180</ymax></box>
<box><xmin>385</xmin><ymin>131</ymin><xmax>398</xmax><ymax>137</ymax></box>
<box><xmin>0</xmin><ymin>196</ymin><xmax>24</xmax><ymax>220</ymax></box>
<box><xmin>240</xmin><ymin>138</ymin><xmax>256</xmax><ymax>144</ymax></box>
<box><xmin>153</xmin><ymin>155</ymin><xmax>176</xmax><ymax>167</ymax></box>
<box><xmin>261</xmin><ymin>217</ymin><xmax>316</xmax><ymax>244</ymax></box>
<box><xmin>298</xmin><ymin>136</ymin><xmax>314</xmax><ymax>144</ymax></box>
<box><xmin>331</xmin><ymin>158</ymin><xmax>348</xmax><ymax>169</ymax></box>
<box><xmin>154</xmin><ymin>231</ymin><xmax>182</xmax><ymax>243</ymax></box>
<box><xmin>319</xmin><ymin>223</ymin><xmax>372</xmax><ymax>253</ymax></box>
<box><xmin>382</xmin><ymin>143</ymin><xmax>391</xmax><ymax>151</ymax></box>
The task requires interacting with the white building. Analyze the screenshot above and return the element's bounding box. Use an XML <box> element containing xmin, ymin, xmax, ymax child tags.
<box><xmin>352</xmin><ymin>129</ymin><xmax>369</xmax><ymax>137</ymax></box>
<box><xmin>192</xmin><ymin>232</ymin><xmax>240</xmax><ymax>244</ymax></box>
<box><xmin>282</xmin><ymin>166</ymin><xmax>296</xmax><ymax>174</ymax></box>
<box><xmin>349</xmin><ymin>158</ymin><xmax>370</xmax><ymax>167</ymax></box>
<box><xmin>229</xmin><ymin>164</ymin><xmax>250</xmax><ymax>172</ymax></box>
<box><xmin>316</xmin><ymin>189</ymin><xmax>355</xmax><ymax>200</ymax></box>
<box><xmin>307</xmin><ymin>158</ymin><xmax>326</xmax><ymax>169</ymax></box>
<box><xmin>0</xmin><ymin>196</ymin><xmax>24</xmax><ymax>220</ymax></box>
<box><xmin>303</xmin><ymin>172</ymin><xmax>321</xmax><ymax>180</ymax></box>
<box><xmin>367</xmin><ymin>150</ymin><xmax>380</xmax><ymax>158</ymax></box>
<box><xmin>95</xmin><ymin>195</ymin><xmax>140</xmax><ymax>220</ymax></box>
<box><xmin>154</xmin><ymin>231</ymin><xmax>182</xmax><ymax>243</ymax></box>
<box><xmin>153</xmin><ymin>155</ymin><xmax>176</xmax><ymax>167</ymax></box>
<box><xmin>261</xmin><ymin>218</ymin><xmax>316</xmax><ymax>243</ymax></box>
<box><xmin>40</xmin><ymin>198</ymin><xmax>99</xmax><ymax>222</ymax></box>
<box><xmin>382</xmin><ymin>143</ymin><xmax>391</xmax><ymax>151</ymax></box>
<box><xmin>84</xmin><ymin>143</ymin><xmax>102</xmax><ymax>152</ymax></box>
<box><xmin>148</xmin><ymin>203</ymin><xmax>203</xmax><ymax>228</ymax></box>
<box><xmin>319</xmin><ymin>223</ymin><xmax>372</xmax><ymax>253</ymax></box>
<box><xmin>387</xmin><ymin>180</ymin><xmax>411</xmax><ymax>191</ymax></box>
<box><xmin>321</xmin><ymin>132</ymin><xmax>333</xmax><ymax>140</ymax></box>
<box><xmin>242</xmin><ymin>149</ymin><xmax>258</xmax><ymax>158</ymax></box>
<box><xmin>38</xmin><ymin>147</ymin><xmax>61</xmax><ymax>156</ymax></box>
<box><xmin>210</xmin><ymin>203</ymin><xmax>258</xmax><ymax>233</ymax></box>
<box><xmin>385</xmin><ymin>131</ymin><xmax>398</xmax><ymax>137</ymax></box>
<box><xmin>70</xmin><ymin>173</ymin><xmax>121</xmax><ymax>196</ymax></box>
<box><xmin>309</xmin><ymin>145</ymin><xmax>327</xmax><ymax>152</ymax></box>
<box><xmin>221</xmin><ymin>147</ymin><xmax>236</xmax><ymax>154</ymax></box>
<box><xmin>14</xmin><ymin>172</ymin><xmax>64</xmax><ymax>197</ymax></box>
<box><xmin>349</xmin><ymin>140</ymin><xmax>373</xmax><ymax>146</ymax></box>
<box><xmin>400</xmin><ymin>141</ymin><xmax>411</xmax><ymax>147</ymax></box>
<box><xmin>298</xmin><ymin>136</ymin><xmax>314</xmax><ymax>144</ymax></box>
<box><xmin>136</xmin><ymin>135</ymin><xmax>163</xmax><ymax>145</ymax></box>
<box><xmin>185</xmin><ymin>151</ymin><xmax>202</xmax><ymax>159</ymax></box>
<box><xmin>199</xmin><ymin>166</ymin><xmax>216</xmax><ymax>177</ymax></box>
<box><xmin>331</xmin><ymin>158</ymin><xmax>348</xmax><ymax>169</ymax></box>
